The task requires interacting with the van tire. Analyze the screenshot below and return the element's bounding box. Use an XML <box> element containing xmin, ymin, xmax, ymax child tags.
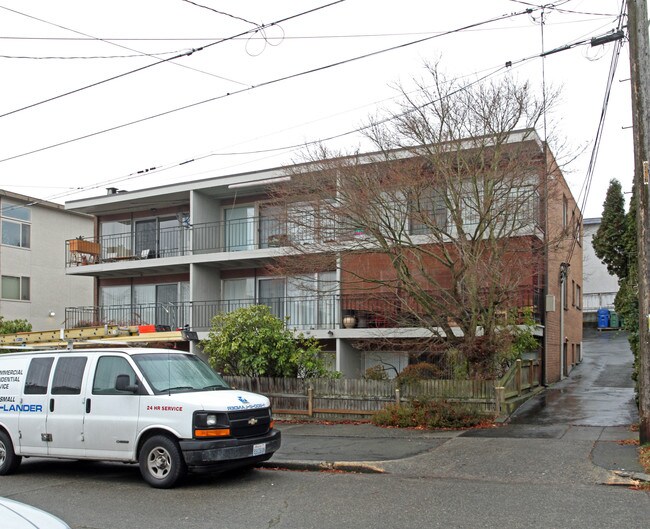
<box><xmin>139</xmin><ymin>435</ymin><xmax>186</xmax><ymax>488</ymax></box>
<box><xmin>0</xmin><ymin>431</ymin><xmax>21</xmax><ymax>475</ymax></box>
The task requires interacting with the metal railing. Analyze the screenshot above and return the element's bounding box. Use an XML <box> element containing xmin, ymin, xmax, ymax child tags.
<box><xmin>66</xmin><ymin>216</ymin><xmax>294</xmax><ymax>267</ymax></box>
<box><xmin>65</xmin><ymin>289</ymin><xmax>542</xmax><ymax>332</ymax></box>
<box><xmin>66</xmin><ymin>207</ymin><xmax>545</xmax><ymax>267</ymax></box>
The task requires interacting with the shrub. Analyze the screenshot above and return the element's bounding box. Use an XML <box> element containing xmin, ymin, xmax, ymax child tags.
<box><xmin>0</xmin><ymin>317</ymin><xmax>31</xmax><ymax>334</ymax></box>
<box><xmin>201</xmin><ymin>304</ymin><xmax>338</xmax><ymax>378</ymax></box>
<box><xmin>397</xmin><ymin>362</ymin><xmax>442</xmax><ymax>385</ymax></box>
<box><xmin>372</xmin><ymin>398</ymin><xmax>490</xmax><ymax>429</ymax></box>
<box><xmin>364</xmin><ymin>365</ymin><xmax>389</xmax><ymax>380</ymax></box>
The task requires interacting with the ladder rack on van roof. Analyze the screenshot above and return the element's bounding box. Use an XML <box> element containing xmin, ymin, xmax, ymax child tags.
<box><xmin>0</xmin><ymin>325</ymin><xmax>197</xmax><ymax>349</ymax></box>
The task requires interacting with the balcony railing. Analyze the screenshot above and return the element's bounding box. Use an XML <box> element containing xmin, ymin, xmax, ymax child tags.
<box><xmin>66</xmin><ymin>216</ymin><xmax>295</xmax><ymax>267</ymax></box>
<box><xmin>66</xmin><ymin>204</ymin><xmax>544</xmax><ymax>267</ymax></box>
<box><xmin>65</xmin><ymin>289</ymin><xmax>541</xmax><ymax>332</ymax></box>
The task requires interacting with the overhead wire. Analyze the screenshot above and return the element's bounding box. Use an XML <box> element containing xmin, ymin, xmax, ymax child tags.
<box><xmin>1</xmin><ymin>2</ymin><xmax>613</xmax><ymax>205</ymax></box>
<box><xmin>564</xmin><ymin>0</ymin><xmax>627</xmax><ymax>265</ymax></box>
<box><xmin>0</xmin><ymin>1</ymin><xmax>349</xmax><ymax>119</ymax></box>
<box><xmin>0</xmin><ymin>4</ymin><xmax>248</xmax><ymax>86</ymax></box>
<box><xmin>0</xmin><ymin>5</ymin><xmax>540</xmax><ymax>167</ymax></box>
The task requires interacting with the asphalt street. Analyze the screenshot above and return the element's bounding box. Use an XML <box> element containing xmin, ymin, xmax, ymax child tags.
<box><xmin>1</xmin><ymin>327</ymin><xmax>649</xmax><ymax>528</ymax></box>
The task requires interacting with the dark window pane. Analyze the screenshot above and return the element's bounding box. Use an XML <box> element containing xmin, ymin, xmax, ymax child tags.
<box><xmin>93</xmin><ymin>356</ymin><xmax>137</xmax><ymax>395</ymax></box>
<box><xmin>24</xmin><ymin>357</ymin><xmax>54</xmax><ymax>395</ymax></box>
<box><xmin>20</xmin><ymin>277</ymin><xmax>30</xmax><ymax>301</ymax></box>
<box><xmin>21</xmin><ymin>224</ymin><xmax>30</xmax><ymax>248</ymax></box>
<box><xmin>2</xmin><ymin>221</ymin><xmax>21</xmax><ymax>246</ymax></box>
<box><xmin>1</xmin><ymin>200</ymin><xmax>31</xmax><ymax>222</ymax></box>
<box><xmin>1</xmin><ymin>276</ymin><xmax>20</xmax><ymax>300</ymax></box>
<box><xmin>52</xmin><ymin>357</ymin><xmax>87</xmax><ymax>395</ymax></box>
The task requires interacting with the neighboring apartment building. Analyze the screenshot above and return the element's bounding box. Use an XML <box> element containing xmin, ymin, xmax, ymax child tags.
<box><xmin>63</xmin><ymin>129</ymin><xmax>582</xmax><ymax>383</ymax></box>
<box><xmin>582</xmin><ymin>217</ymin><xmax>619</xmax><ymax>325</ymax></box>
<box><xmin>0</xmin><ymin>190</ymin><xmax>94</xmax><ymax>331</ymax></box>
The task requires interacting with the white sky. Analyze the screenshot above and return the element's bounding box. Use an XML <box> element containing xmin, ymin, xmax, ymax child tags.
<box><xmin>0</xmin><ymin>0</ymin><xmax>639</xmax><ymax>218</ymax></box>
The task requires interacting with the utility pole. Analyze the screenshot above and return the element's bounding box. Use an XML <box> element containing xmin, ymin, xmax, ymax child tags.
<box><xmin>627</xmin><ymin>0</ymin><xmax>650</xmax><ymax>443</ymax></box>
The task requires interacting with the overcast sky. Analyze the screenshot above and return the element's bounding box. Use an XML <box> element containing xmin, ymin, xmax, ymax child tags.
<box><xmin>0</xmin><ymin>0</ymin><xmax>638</xmax><ymax>217</ymax></box>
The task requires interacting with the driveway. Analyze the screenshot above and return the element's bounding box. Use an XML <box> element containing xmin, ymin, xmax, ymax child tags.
<box><xmin>510</xmin><ymin>328</ymin><xmax>638</xmax><ymax>427</ymax></box>
<box><xmin>460</xmin><ymin>328</ymin><xmax>644</xmax><ymax>474</ymax></box>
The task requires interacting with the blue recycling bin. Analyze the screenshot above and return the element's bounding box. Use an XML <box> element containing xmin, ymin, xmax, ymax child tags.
<box><xmin>597</xmin><ymin>308</ymin><xmax>610</xmax><ymax>328</ymax></box>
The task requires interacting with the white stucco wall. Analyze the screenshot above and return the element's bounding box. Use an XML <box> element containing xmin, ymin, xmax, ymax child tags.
<box><xmin>582</xmin><ymin>219</ymin><xmax>619</xmax><ymax>313</ymax></box>
<box><xmin>0</xmin><ymin>199</ymin><xmax>94</xmax><ymax>331</ymax></box>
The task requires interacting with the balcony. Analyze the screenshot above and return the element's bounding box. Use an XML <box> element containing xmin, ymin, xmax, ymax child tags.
<box><xmin>65</xmin><ymin>289</ymin><xmax>541</xmax><ymax>333</ymax></box>
<box><xmin>66</xmin><ymin>216</ymin><xmax>295</xmax><ymax>267</ymax></box>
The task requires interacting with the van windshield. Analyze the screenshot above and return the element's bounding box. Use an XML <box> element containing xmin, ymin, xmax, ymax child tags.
<box><xmin>132</xmin><ymin>353</ymin><xmax>230</xmax><ymax>394</ymax></box>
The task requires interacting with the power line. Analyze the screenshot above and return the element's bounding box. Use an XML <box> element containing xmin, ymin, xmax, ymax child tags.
<box><xmin>35</xmin><ymin>64</ymin><xmax>513</xmax><ymax>202</ymax></box>
<box><xmin>0</xmin><ymin>6</ymin><xmax>612</xmax><ymax>207</ymax></box>
<box><xmin>565</xmin><ymin>0</ymin><xmax>627</xmax><ymax>265</ymax></box>
<box><xmin>179</xmin><ymin>0</ymin><xmax>260</xmax><ymax>27</ymax></box>
<box><xmin>0</xmin><ymin>5</ymin><xmax>539</xmax><ymax>166</ymax></box>
<box><xmin>0</xmin><ymin>4</ymin><xmax>251</xmax><ymax>89</ymax></box>
<box><xmin>0</xmin><ymin>1</ymin><xmax>347</xmax><ymax>119</ymax></box>
<box><xmin>0</xmin><ymin>49</ymin><xmax>192</xmax><ymax>60</ymax></box>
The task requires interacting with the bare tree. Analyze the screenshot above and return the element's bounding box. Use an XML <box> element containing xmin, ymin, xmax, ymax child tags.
<box><xmin>268</xmin><ymin>65</ymin><xmax>564</xmax><ymax>374</ymax></box>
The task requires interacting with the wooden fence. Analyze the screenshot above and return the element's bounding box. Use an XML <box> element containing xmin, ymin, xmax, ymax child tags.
<box><xmin>224</xmin><ymin>375</ymin><xmax>499</xmax><ymax>419</ymax></box>
<box><xmin>224</xmin><ymin>359</ymin><xmax>542</xmax><ymax>419</ymax></box>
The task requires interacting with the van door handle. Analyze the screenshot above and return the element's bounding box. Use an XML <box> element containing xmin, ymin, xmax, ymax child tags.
<box><xmin>49</xmin><ymin>398</ymin><xmax>54</xmax><ymax>412</ymax></box>
<box><xmin>86</xmin><ymin>399</ymin><xmax>91</xmax><ymax>413</ymax></box>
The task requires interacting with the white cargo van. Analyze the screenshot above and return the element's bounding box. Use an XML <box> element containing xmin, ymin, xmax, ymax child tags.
<box><xmin>0</xmin><ymin>348</ymin><xmax>280</xmax><ymax>488</ymax></box>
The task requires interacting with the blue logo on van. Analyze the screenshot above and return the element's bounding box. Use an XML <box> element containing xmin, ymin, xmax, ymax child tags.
<box><xmin>237</xmin><ymin>396</ymin><xmax>249</xmax><ymax>404</ymax></box>
<box><xmin>0</xmin><ymin>404</ymin><xmax>43</xmax><ymax>413</ymax></box>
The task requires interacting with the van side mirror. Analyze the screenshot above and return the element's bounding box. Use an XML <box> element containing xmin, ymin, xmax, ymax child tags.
<box><xmin>115</xmin><ymin>374</ymin><xmax>139</xmax><ymax>393</ymax></box>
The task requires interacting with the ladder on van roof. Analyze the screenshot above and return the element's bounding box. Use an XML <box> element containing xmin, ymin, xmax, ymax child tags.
<box><xmin>0</xmin><ymin>325</ymin><xmax>197</xmax><ymax>349</ymax></box>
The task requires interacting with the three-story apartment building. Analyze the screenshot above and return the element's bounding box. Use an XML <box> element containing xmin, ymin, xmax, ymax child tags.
<box><xmin>63</xmin><ymin>129</ymin><xmax>582</xmax><ymax>382</ymax></box>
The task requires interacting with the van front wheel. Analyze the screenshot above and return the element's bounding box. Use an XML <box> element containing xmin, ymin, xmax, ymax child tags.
<box><xmin>0</xmin><ymin>431</ymin><xmax>21</xmax><ymax>475</ymax></box>
<box><xmin>139</xmin><ymin>435</ymin><xmax>186</xmax><ymax>488</ymax></box>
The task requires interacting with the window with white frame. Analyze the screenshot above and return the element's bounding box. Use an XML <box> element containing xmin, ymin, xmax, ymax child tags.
<box><xmin>1</xmin><ymin>200</ymin><xmax>31</xmax><ymax>248</ymax></box>
<box><xmin>1</xmin><ymin>275</ymin><xmax>30</xmax><ymax>300</ymax></box>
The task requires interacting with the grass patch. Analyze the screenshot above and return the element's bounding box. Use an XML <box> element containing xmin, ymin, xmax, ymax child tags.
<box><xmin>372</xmin><ymin>398</ymin><xmax>493</xmax><ymax>429</ymax></box>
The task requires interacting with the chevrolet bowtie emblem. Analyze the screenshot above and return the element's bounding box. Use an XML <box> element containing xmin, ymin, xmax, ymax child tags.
<box><xmin>248</xmin><ymin>418</ymin><xmax>258</xmax><ymax>426</ymax></box>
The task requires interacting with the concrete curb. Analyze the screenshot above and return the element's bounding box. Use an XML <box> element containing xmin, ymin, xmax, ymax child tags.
<box><xmin>259</xmin><ymin>460</ymin><xmax>386</xmax><ymax>474</ymax></box>
<box><xmin>612</xmin><ymin>470</ymin><xmax>650</xmax><ymax>483</ymax></box>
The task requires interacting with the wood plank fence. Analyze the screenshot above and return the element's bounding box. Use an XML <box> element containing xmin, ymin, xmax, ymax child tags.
<box><xmin>224</xmin><ymin>359</ymin><xmax>542</xmax><ymax>419</ymax></box>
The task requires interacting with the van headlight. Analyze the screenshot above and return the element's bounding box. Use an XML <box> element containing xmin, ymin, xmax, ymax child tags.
<box><xmin>194</xmin><ymin>411</ymin><xmax>229</xmax><ymax>438</ymax></box>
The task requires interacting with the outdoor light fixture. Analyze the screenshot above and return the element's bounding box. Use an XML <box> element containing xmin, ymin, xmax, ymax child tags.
<box><xmin>48</xmin><ymin>311</ymin><xmax>55</xmax><ymax>318</ymax></box>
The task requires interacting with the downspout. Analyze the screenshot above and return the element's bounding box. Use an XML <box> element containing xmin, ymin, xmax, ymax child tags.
<box><xmin>559</xmin><ymin>262</ymin><xmax>569</xmax><ymax>378</ymax></box>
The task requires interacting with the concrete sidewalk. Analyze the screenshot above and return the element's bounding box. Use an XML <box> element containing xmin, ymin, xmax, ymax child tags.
<box><xmin>263</xmin><ymin>329</ymin><xmax>647</xmax><ymax>484</ymax></box>
<box><xmin>265</xmin><ymin>421</ymin><xmax>646</xmax><ymax>484</ymax></box>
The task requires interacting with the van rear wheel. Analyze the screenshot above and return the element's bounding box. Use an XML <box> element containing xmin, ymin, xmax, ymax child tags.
<box><xmin>0</xmin><ymin>431</ymin><xmax>21</xmax><ymax>475</ymax></box>
<box><xmin>139</xmin><ymin>435</ymin><xmax>186</xmax><ymax>488</ymax></box>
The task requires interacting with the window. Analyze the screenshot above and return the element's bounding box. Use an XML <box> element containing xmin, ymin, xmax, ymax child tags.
<box><xmin>563</xmin><ymin>279</ymin><xmax>568</xmax><ymax>310</ymax></box>
<box><xmin>100</xmin><ymin>220</ymin><xmax>132</xmax><ymax>259</ymax></box>
<box><xmin>571</xmin><ymin>280</ymin><xmax>576</xmax><ymax>307</ymax></box>
<box><xmin>411</xmin><ymin>189</ymin><xmax>447</xmax><ymax>234</ymax></box>
<box><xmin>1</xmin><ymin>276</ymin><xmax>30</xmax><ymax>300</ymax></box>
<box><xmin>93</xmin><ymin>356</ymin><xmax>138</xmax><ymax>395</ymax></box>
<box><xmin>1</xmin><ymin>199</ymin><xmax>31</xmax><ymax>248</ymax></box>
<box><xmin>562</xmin><ymin>195</ymin><xmax>568</xmax><ymax>228</ymax></box>
<box><xmin>51</xmin><ymin>357</ymin><xmax>87</xmax><ymax>395</ymax></box>
<box><xmin>225</xmin><ymin>206</ymin><xmax>256</xmax><ymax>251</ymax></box>
<box><xmin>24</xmin><ymin>357</ymin><xmax>54</xmax><ymax>395</ymax></box>
<box><xmin>575</xmin><ymin>284</ymin><xmax>582</xmax><ymax>310</ymax></box>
